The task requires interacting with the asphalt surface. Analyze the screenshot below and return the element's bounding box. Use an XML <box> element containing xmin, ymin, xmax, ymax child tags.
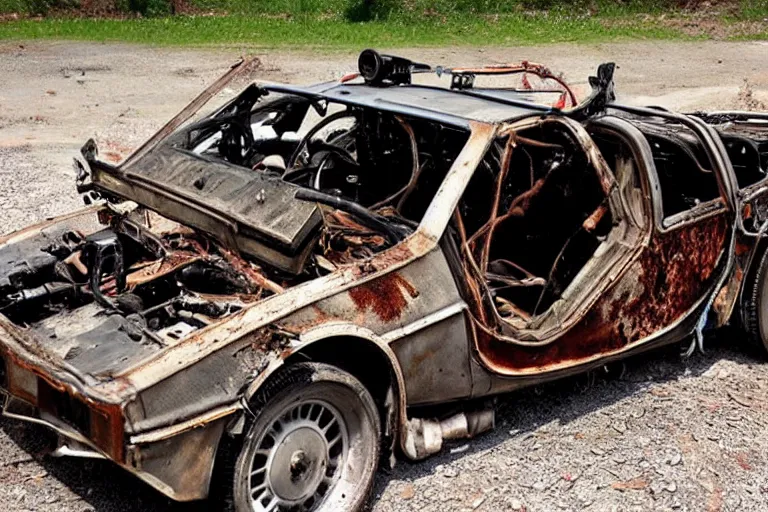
<box><xmin>1</xmin><ymin>41</ymin><xmax>768</xmax><ymax>512</ymax></box>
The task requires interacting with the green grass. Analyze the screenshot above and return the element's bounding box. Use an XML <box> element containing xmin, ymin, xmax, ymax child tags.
<box><xmin>0</xmin><ymin>0</ymin><xmax>765</xmax><ymax>47</ymax></box>
<box><xmin>0</xmin><ymin>13</ymin><xmax>696</xmax><ymax>47</ymax></box>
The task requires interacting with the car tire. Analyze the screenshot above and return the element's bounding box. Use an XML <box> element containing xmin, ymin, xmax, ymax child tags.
<box><xmin>742</xmin><ymin>247</ymin><xmax>768</xmax><ymax>355</ymax></box>
<box><xmin>214</xmin><ymin>362</ymin><xmax>381</xmax><ymax>512</ymax></box>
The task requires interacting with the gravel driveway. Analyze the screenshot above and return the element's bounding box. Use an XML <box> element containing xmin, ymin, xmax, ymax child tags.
<box><xmin>1</xmin><ymin>40</ymin><xmax>767</xmax><ymax>512</ymax></box>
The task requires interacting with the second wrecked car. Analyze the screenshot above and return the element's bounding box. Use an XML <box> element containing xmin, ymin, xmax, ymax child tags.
<box><xmin>1</xmin><ymin>50</ymin><xmax>768</xmax><ymax>511</ymax></box>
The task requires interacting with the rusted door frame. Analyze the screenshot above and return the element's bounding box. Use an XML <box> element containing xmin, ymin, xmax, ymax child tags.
<box><xmin>463</xmin><ymin>110</ymin><xmax>737</xmax><ymax>376</ymax></box>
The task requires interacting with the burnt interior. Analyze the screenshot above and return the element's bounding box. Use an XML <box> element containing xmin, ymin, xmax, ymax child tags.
<box><xmin>629</xmin><ymin>120</ymin><xmax>721</xmax><ymax>217</ymax></box>
<box><xmin>716</xmin><ymin>127</ymin><xmax>768</xmax><ymax>188</ymax></box>
<box><xmin>454</xmin><ymin>121</ymin><xmax>613</xmax><ymax>326</ymax></box>
<box><xmin>175</xmin><ymin>86</ymin><xmax>468</xmax><ymax>223</ymax></box>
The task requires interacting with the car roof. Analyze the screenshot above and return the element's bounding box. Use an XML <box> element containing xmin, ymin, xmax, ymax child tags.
<box><xmin>263</xmin><ymin>81</ymin><xmax>557</xmax><ymax>129</ymax></box>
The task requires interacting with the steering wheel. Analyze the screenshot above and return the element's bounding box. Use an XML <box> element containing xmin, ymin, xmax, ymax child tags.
<box><xmin>285</xmin><ymin>110</ymin><xmax>358</xmax><ymax>172</ymax></box>
<box><xmin>219</xmin><ymin>117</ymin><xmax>255</xmax><ymax>166</ymax></box>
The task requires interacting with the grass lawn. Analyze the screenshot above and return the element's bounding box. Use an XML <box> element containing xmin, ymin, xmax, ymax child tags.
<box><xmin>0</xmin><ymin>1</ymin><xmax>765</xmax><ymax>47</ymax></box>
<box><xmin>0</xmin><ymin>14</ymin><xmax>705</xmax><ymax>47</ymax></box>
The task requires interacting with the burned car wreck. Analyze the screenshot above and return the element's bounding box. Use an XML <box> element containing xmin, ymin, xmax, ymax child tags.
<box><xmin>2</xmin><ymin>50</ymin><xmax>768</xmax><ymax>511</ymax></box>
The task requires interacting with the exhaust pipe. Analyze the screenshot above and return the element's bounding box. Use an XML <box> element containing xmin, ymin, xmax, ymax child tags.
<box><xmin>402</xmin><ymin>408</ymin><xmax>495</xmax><ymax>460</ymax></box>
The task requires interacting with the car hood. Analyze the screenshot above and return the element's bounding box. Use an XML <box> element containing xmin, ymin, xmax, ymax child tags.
<box><xmin>89</xmin><ymin>144</ymin><xmax>322</xmax><ymax>275</ymax></box>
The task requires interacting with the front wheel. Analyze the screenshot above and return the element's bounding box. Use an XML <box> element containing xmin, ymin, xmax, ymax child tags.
<box><xmin>223</xmin><ymin>363</ymin><xmax>381</xmax><ymax>512</ymax></box>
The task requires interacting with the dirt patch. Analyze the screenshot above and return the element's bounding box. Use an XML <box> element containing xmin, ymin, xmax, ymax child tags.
<box><xmin>737</xmin><ymin>78</ymin><xmax>768</xmax><ymax>111</ymax></box>
<box><xmin>660</xmin><ymin>15</ymin><xmax>768</xmax><ymax>38</ymax></box>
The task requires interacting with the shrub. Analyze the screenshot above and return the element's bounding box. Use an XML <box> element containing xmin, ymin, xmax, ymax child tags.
<box><xmin>345</xmin><ymin>0</ymin><xmax>400</xmax><ymax>21</ymax></box>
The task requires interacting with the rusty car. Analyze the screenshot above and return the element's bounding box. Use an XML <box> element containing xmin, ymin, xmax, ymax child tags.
<box><xmin>1</xmin><ymin>49</ymin><xmax>768</xmax><ymax>511</ymax></box>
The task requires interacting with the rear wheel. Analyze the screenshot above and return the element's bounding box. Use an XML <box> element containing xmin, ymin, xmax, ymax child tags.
<box><xmin>742</xmin><ymin>248</ymin><xmax>768</xmax><ymax>354</ymax></box>
<box><xmin>220</xmin><ymin>362</ymin><xmax>381</xmax><ymax>512</ymax></box>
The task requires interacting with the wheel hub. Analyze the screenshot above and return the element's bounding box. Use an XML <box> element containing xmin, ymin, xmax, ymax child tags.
<box><xmin>269</xmin><ymin>427</ymin><xmax>328</xmax><ymax>502</ymax></box>
<box><xmin>248</xmin><ymin>400</ymin><xmax>349</xmax><ymax>511</ymax></box>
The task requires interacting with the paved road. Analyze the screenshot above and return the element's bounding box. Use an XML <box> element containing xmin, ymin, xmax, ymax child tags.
<box><xmin>0</xmin><ymin>41</ymin><xmax>767</xmax><ymax>512</ymax></box>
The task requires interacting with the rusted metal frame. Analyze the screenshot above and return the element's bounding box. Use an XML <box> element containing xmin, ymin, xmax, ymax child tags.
<box><xmin>586</xmin><ymin>117</ymin><xmax>664</xmax><ymax>231</ymax></box>
<box><xmin>478</xmin><ymin>265</ymin><xmax>728</xmax><ymax>378</ymax></box>
<box><xmin>479</xmin><ymin>136</ymin><xmax>516</xmax><ymax>272</ymax></box>
<box><xmin>108</xmin><ymin>125</ymin><xmax>494</xmax><ymax>461</ymax></box>
<box><xmin>218</xmin><ymin>247</ymin><xmax>284</xmax><ymax>294</ymax></box>
<box><xmin>473</xmin><ymin>213</ymin><xmax>733</xmax><ymax>374</ymax></box>
<box><xmin>463</xmin><ymin>117</ymin><xmax>646</xmax><ymax>346</ymax></box>
<box><xmin>687</xmin><ymin>112</ymin><xmax>768</xmax><ymax>329</ymax></box>
<box><xmin>447</xmin><ymin>62</ymin><xmax>578</xmax><ymax>107</ymax></box>
<box><xmin>2</xmin><ymin>123</ymin><xmax>494</xmax><ymax>465</ymax></box>
<box><xmin>592</xmin><ymin>113</ymin><xmax>739</xmax><ymax>355</ymax></box>
<box><xmin>608</xmin><ymin>104</ymin><xmax>738</xmax><ymax>216</ymax></box>
<box><xmin>453</xmin><ymin>210</ymin><xmax>488</xmax><ymax>325</ymax></box>
<box><xmin>120</xmin><ymin>57</ymin><xmax>259</xmax><ymax>169</ymax></box>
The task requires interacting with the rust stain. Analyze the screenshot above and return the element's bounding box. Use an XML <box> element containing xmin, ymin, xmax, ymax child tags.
<box><xmin>354</xmin><ymin>243</ymin><xmax>415</xmax><ymax>277</ymax></box>
<box><xmin>249</xmin><ymin>326</ymin><xmax>291</xmax><ymax>353</ymax></box>
<box><xmin>219</xmin><ymin>248</ymin><xmax>284</xmax><ymax>294</ymax></box>
<box><xmin>611</xmin><ymin>477</ymin><xmax>648</xmax><ymax>491</ymax></box>
<box><xmin>348</xmin><ymin>273</ymin><xmax>419</xmax><ymax>322</ymax></box>
<box><xmin>125</xmin><ymin>251</ymin><xmax>200</xmax><ymax>287</ymax></box>
<box><xmin>478</xmin><ymin>214</ymin><xmax>728</xmax><ymax>371</ymax></box>
<box><xmin>6</xmin><ymin>348</ymin><xmax>127</xmax><ymax>462</ymax></box>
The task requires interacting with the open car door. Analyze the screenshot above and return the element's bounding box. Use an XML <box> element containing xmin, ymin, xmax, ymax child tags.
<box><xmin>453</xmin><ymin>110</ymin><xmax>732</xmax><ymax>376</ymax></box>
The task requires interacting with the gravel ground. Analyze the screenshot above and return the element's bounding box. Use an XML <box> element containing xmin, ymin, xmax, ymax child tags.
<box><xmin>1</xmin><ymin>40</ymin><xmax>768</xmax><ymax>512</ymax></box>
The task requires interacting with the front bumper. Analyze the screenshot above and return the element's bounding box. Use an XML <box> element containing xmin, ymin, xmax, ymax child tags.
<box><xmin>0</xmin><ymin>340</ymin><xmax>226</xmax><ymax>502</ymax></box>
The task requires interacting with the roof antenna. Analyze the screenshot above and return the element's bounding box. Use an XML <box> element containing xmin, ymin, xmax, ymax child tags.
<box><xmin>358</xmin><ymin>49</ymin><xmax>431</xmax><ymax>86</ymax></box>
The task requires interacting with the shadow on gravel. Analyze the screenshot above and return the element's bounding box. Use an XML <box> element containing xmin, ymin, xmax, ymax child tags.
<box><xmin>0</xmin><ymin>330</ymin><xmax>762</xmax><ymax>511</ymax></box>
<box><xmin>371</xmin><ymin>328</ymin><xmax>765</xmax><ymax>500</ymax></box>
<box><xmin>0</xmin><ymin>416</ymin><xmax>203</xmax><ymax>511</ymax></box>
